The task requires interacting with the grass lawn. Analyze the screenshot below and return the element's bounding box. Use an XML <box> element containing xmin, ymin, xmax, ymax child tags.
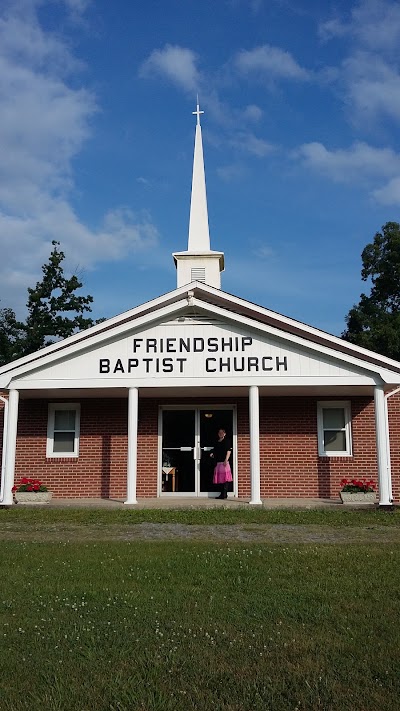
<box><xmin>1</xmin><ymin>505</ymin><xmax>400</xmax><ymax>526</ymax></box>
<box><xmin>0</xmin><ymin>516</ymin><xmax>399</xmax><ymax>710</ymax></box>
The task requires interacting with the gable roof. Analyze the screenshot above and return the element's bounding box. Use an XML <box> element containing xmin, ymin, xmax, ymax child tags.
<box><xmin>1</xmin><ymin>281</ymin><xmax>400</xmax><ymax>387</ymax></box>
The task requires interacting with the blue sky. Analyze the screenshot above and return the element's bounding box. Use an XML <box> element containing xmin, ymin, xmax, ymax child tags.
<box><xmin>1</xmin><ymin>0</ymin><xmax>400</xmax><ymax>336</ymax></box>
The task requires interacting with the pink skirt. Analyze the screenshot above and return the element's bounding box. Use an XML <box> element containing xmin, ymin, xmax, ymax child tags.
<box><xmin>213</xmin><ymin>462</ymin><xmax>233</xmax><ymax>484</ymax></box>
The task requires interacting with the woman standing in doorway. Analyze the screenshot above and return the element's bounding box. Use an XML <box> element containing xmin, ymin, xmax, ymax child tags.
<box><xmin>210</xmin><ymin>428</ymin><xmax>232</xmax><ymax>499</ymax></box>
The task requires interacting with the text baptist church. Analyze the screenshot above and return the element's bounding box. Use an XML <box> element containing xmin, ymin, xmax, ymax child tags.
<box><xmin>99</xmin><ymin>336</ymin><xmax>289</xmax><ymax>375</ymax></box>
<box><xmin>1</xmin><ymin>102</ymin><xmax>400</xmax><ymax>507</ymax></box>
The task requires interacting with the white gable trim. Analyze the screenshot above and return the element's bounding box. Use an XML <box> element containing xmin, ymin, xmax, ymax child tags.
<box><xmin>195</xmin><ymin>283</ymin><xmax>400</xmax><ymax>372</ymax></box>
<box><xmin>0</xmin><ymin>298</ymin><xmax>189</xmax><ymax>386</ymax></box>
<box><xmin>185</xmin><ymin>299</ymin><xmax>400</xmax><ymax>383</ymax></box>
<box><xmin>2</xmin><ymin>295</ymin><xmax>400</xmax><ymax>390</ymax></box>
<box><xmin>2</xmin><ymin>281</ymin><xmax>400</xmax><ymax>388</ymax></box>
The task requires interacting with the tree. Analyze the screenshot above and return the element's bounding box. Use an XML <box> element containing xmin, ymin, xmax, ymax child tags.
<box><xmin>0</xmin><ymin>307</ymin><xmax>25</xmax><ymax>367</ymax></box>
<box><xmin>342</xmin><ymin>221</ymin><xmax>400</xmax><ymax>360</ymax></box>
<box><xmin>23</xmin><ymin>241</ymin><xmax>95</xmax><ymax>354</ymax></box>
<box><xmin>0</xmin><ymin>241</ymin><xmax>96</xmax><ymax>365</ymax></box>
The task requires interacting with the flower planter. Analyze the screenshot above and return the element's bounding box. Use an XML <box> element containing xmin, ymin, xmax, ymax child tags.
<box><xmin>340</xmin><ymin>491</ymin><xmax>376</xmax><ymax>505</ymax></box>
<box><xmin>14</xmin><ymin>491</ymin><xmax>52</xmax><ymax>505</ymax></box>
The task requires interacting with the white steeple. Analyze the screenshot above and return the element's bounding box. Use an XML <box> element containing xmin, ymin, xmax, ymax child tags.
<box><xmin>188</xmin><ymin>99</ymin><xmax>210</xmax><ymax>251</ymax></box>
<box><xmin>173</xmin><ymin>100</ymin><xmax>224</xmax><ymax>289</ymax></box>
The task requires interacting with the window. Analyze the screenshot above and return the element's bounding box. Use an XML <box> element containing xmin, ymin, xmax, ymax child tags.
<box><xmin>47</xmin><ymin>404</ymin><xmax>80</xmax><ymax>457</ymax></box>
<box><xmin>317</xmin><ymin>401</ymin><xmax>352</xmax><ymax>456</ymax></box>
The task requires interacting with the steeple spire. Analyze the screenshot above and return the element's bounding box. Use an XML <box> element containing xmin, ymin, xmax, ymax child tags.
<box><xmin>188</xmin><ymin>98</ymin><xmax>210</xmax><ymax>251</ymax></box>
<box><xmin>172</xmin><ymin>100</ymin><xmax>224</xmax><ymax>289</ymax></box>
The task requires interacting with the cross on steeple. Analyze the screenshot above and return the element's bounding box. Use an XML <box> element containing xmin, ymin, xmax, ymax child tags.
<box><xmin>192</xmin><ymin>96</ymin><xmax>204</xmax><ymax>125</ymax></box>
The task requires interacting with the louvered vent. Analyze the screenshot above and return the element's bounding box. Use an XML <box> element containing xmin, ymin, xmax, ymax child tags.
<box><xmin>191</xmin><ymin>267</ymin><xmax>206</xmax><ymax>282</ymax></box>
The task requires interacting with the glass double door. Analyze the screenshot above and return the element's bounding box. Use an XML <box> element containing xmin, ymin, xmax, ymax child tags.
<box><xmin>161</xmin><ymin>408</ymin><xmax>234</xmax><ymax>496</ymax></box>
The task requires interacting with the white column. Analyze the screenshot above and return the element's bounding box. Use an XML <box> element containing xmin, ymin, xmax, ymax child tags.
<box><xmin>249</xmin><ymin>385</ymin><xmax>262</xmax><ymax>505</ymax></box>
<box><xmin>1</xmin><ymin>389</ymin><xmax>19</xmax><ymax>506</ymax></box>
<box><xmin>374</xmin><ymin>384</ymin><xmax>392</xmax><ymax>506</ymax></box>
<box><xmin>125</xmin><ymin>387</ymin><xmax>138</xmax><ymax>505</ymax></box>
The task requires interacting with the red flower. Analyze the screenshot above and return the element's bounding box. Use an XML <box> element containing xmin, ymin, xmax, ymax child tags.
<box><xmin>21</xmin><ymin>477</ymin><xmax>29</xmax><ymax>485</ymax></box>
<box><xmin>26</xmin><ymin>485</ymin><xmax>33</xmax><ymax>492</ymax></box>
<box><xmin>11</xmin><ymin>486</ymin><xmax>16</xmax><ymax>493</ymax></box>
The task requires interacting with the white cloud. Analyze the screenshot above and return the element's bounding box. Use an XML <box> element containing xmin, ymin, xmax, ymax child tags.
<box><xmin>63</xmin><ymin>0</ymin><xmax>91</xmax><ymax>14</ymax></box>
<box><xmin>242</xmin><ymin>104</ymin><xmax>263</xmax><ymax>122</ymax></box>
<box><xmin>318</xmin><ymin>18</ymin><xmax>348</xmax><ymax>42</ymax></box>
<box><xmin>373</xmin><ymin>177</ymin><xmax>400</xmax><ymax>206</ymax></box>
<box><xmin>319</xmin><ymin>1</ymin><xmax>400</xmax><ymax>125</ymax></box>
<box><xmin>0</xmin><ymin>3</ymin><xmax>158</xmax><ymax>315</ymax></box>
<box><xmin>252</xmin><ymin>245</ymin><xmax>275</xmax><ymax>259</ymax></box>
<box><xmin>139</xmin><ymin>45</ymin><xmax>200</xmax><ymax>92</ymax></box>
<box><xmin>216</xmin><ymin>164</ymin><xmax>245</xmax><ymax>182</ymax></box>
<box><xmin>320</xmin><ymin>0</ymin><xmax>400</xmax><ymax>54</ymax></box>
<box><xmin>230</xmin><ymin>131</ymin><xmax>275</xmax><ymax>157</ymax></box>
<box><xmin>235</xmin><ymin>44</ymin><xmax>309</xmax><ymax>81</ymax></box>
<box><xmin>295</xmin><ymin>141</ymin><xmax>400</xmax><ymax>183</ymax></box>
<box><xmin>343</xmin><ymin>52</ymin><xmax>400</xmax><ymax>123</ymax></box>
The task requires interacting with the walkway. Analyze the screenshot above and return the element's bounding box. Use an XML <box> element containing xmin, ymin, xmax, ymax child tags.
<box><xmin>46</xmin><ymin>497</ymin><xmax>343</xmax><ymax>509</ymax></box>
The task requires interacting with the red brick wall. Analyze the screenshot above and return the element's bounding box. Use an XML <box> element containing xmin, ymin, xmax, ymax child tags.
<box><xmin>15</xmin><ymin>399</ymin><xmax>128</xmax><ymax>498</ymax></box>
<box><xmin>10</xmin><ymin>393</ymin><xmax>400</xmax><ymax>501</ymax></box>
<box><xmin>259</xmin><ymin>396</ymin><xmax>378</xmax><ymax>499</ymax></box>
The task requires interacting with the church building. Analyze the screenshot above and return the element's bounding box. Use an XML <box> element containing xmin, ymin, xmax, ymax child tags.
<box><xmin>1</xmin><ymin>104</ymin><xmax>400</xmax><ymax>506</ymax></box>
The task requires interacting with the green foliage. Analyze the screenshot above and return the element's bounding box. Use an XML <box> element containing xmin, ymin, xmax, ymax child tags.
<box><xmin>0</xmin><ymin>306</ymin><xmax>25</xmax><ymax>366</ymax></box>
<box><xmin>343</xmin><ymin>221</ymin><xmax>400</xmax><ymax>359</ymax></box>
<box><xmin>23</xmin><ymin>240</ymin><xmax>94</xmax><ymax>353</ymax></box>
<box><xmin>0</xmin><ymin>241</ymin><xmax>96</xmax><ymax>364</ymax></box>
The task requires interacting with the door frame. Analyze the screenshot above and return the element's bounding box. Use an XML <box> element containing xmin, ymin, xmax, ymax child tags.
<box><xmin>158</xmin><ymin>404</ymin><xmax>237</xmax><ymax>497</ymax></box>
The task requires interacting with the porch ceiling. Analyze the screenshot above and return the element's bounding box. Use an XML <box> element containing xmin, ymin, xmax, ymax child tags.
<box><xmin>18</xmin><ymin>384</ymin><xmax>376</xmax><ymax>400</ymax></box>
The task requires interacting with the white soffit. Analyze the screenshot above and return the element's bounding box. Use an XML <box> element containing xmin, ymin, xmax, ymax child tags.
<box><xmin>1</xmin><ymin>282</ymin><xmax>400</xmax><ymax>387</ymax></box>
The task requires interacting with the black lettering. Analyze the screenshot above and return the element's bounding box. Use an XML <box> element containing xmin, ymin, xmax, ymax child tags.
<box><xmin>162</xmin><ymin>358</ymin><xmax>173</xmax><ymax>373</ymax></box>
<box><xmin>233</xmin><ymin>357</ymin><xmax>245</xmax><ymax>372</ymax></box>
<box><xmin>242</xmin><ymin>337</ymin><xmax>252</xmax><ymax>350</ymax></box>
<box><xmin>262</xmin><ymin>356</ymin><xmax>273</xmax><ymax>371</ymax></box>
<box><xmin>176</xmin><ymin>358</ymin><xmax>187</xmax><ymax>373</ymax></box>
<box><xmin>146</xmin><ymin>339</ymin><xmax>157</xmax><ymax>353</ymax></box>
<box><xmin>193</xmin><ymin>338</ymin><xmax>204</xmax><ymax>352</ymax></box>
<box><xmin>113</xmin><ymin>359</ymin><xmax>125</xmax><ymax>374</ymax></box>
<box><xmin>179</xmin><ymin>338</ymin><xmax>190</xmax><ymax>352</ymax></box>
<box><xmin>166</xmin><ymin>338</ymin><xmax>176</xmax><ymax>353</ymax></box>
<box><xmin>221</xmin><ymin>337</ymin><xmax>233</xmax><ymax>351</ymax></box>
<box><xmin>235</xmin><ymin>336</ymin><xmax>239</xmax><ymax>351</ymax></box>
<box><xmin>276</xmin><ymin>356</ymin><xmax>288</xmax><ymax>372</ymax></box>
<box><xmin>206</xmin><ymin>358</ymin><xmax>217</xmax><ymax>372</ymax></box>
<box><xmin>159</xmin><ymin>339</ymin><xmax>163</xmax><ymax>353</ymax></box>
<box><xmin>156</xmin><ymin>358</ymin><xmax>160</xmax><ymax>373</ymax></box>
<box><xmin>248</xmin><ymin>357</ymin><xmax>259</xmax><ymax>371</ymax></box>
<box><xmin>128</xmin><ymin>358</ymin><xmax>139</xmax><ymax>372</ymax></box>
<box><xmin>99</xmin><ymin>358</ymin><xmax>110</xmax><ymax>373</ymax></box>
<box><xmin>132</xmin><ymin>338</ymin><xmax>143</xmax><ymax>353</ymax></box>
<box><xmin>143</xmin><ymin>358</ymin><xmax>152</xmax><ymax>373</ymax></box>
<box><xmin>207</xmin><ymin>337</ymin><xmax>218</xmax><ymax>352</ymax></box>
<box><xmin>219</xmin><ymin>358</ymin><xmax>231</xmax><ymax>372</ymax></box>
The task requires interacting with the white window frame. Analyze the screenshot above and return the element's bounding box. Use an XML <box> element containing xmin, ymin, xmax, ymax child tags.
<box><xmin>317</xmin><ymin>401</ymin><xmax>352</xmax><ymax>457</ymax></box>
<box><xmin>47</xmin><ymin>403</ymin><xmax>81</xmax><ymax>458</ymax></box>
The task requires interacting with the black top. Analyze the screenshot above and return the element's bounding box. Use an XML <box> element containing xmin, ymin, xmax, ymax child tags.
<box><xmin>212</xmin><ymin>437</ymin><xmax>232</xmax><ymax>463</ymax></box>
